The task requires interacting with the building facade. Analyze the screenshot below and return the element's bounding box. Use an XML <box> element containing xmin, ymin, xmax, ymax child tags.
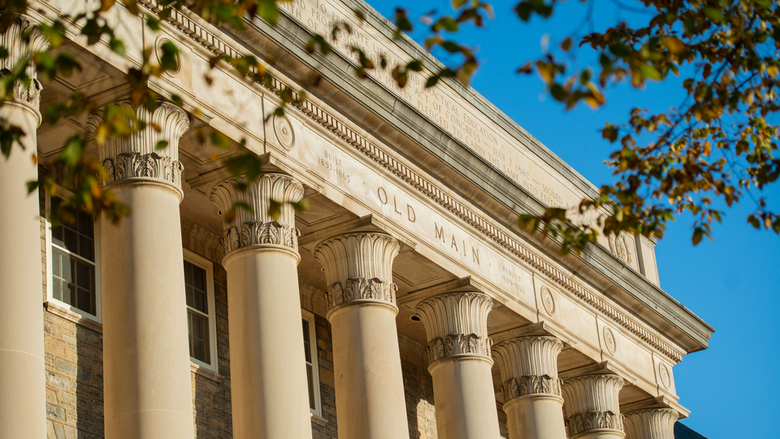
<box><xmin>0</xmin><ymin>1</ymin><xmax>714</xmax><ymax>438</ymax></box>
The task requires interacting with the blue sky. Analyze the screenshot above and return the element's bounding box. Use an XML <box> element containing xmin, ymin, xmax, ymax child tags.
<box><xmin>363</xmin><ymin>0</ymin><xmax>780</xmax><ymax>437</ymax></box>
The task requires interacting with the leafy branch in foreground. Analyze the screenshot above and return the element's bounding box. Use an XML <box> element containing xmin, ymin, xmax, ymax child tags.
<box><xmin>516</xmin><ymin>0</ymin><xmax>779</xmax><ymax>250</ymax></box>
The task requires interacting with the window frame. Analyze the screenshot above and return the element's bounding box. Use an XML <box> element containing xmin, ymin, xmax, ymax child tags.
<box><xmin>44</xmin><ymin>190</ymin><xmax>102</xmax><ymax>323</ymax></box>
<box><xmin>183</xmin><ymin>249</ymin><xmax>218</xmax><ymax>373</ymax></box>
<box><xmin>302</xmin><ymin>309</ymin><xmax>322</xmax><ymax>417</ymax></box>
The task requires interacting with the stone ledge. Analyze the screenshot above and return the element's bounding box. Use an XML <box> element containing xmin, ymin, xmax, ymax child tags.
<box><xmin>310</xmin><ymin>413</ymin><xmax>328</xmax><ymax>427</ymax></box>
<box><xmin>44</xmin><ymin>300</ymin><xmax>103</xmax><ymax>333</ymax></box>
<box><xmin>190</xmin><ymin>362</ymin><xmax>223</xmax><ymax>383</ymax></box>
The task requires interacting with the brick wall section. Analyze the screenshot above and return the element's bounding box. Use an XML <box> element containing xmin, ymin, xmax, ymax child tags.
<box><xmin>403</xmin><ymin>360</ymin><xmax>438</xmax><ymax>439</ymax></box>
<box><xmin>192</xmin><ymin>264</ymin><xmax>233</xmax><ymax>438</ymax></box>
<box><xmin>313</xmin><ymin>314</ymin><xmax>338</xmax><ymax>439</ymax></box>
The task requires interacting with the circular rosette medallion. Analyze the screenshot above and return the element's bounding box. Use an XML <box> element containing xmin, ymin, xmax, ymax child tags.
<box><xmin>273</xmin><ymin>114</ymin><xmax>295</xmax><ymax>150</ymax></box>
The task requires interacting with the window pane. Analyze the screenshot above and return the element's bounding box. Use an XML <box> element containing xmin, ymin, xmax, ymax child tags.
<box><xmin>78</xmin><ymin>288</ymin><xmax>93</xmax><ymax>315</ymax></box>
<box><xmin>302</xmin><ymin>319</ymin><xmax>312</xmax><ymax>362</ymax></box>
<box><xmin>307</xmin><ymin>364</ymin><xmax>315</xmax><ymax>410</ymax></box>
<box><xmin>79</xmin><ymin>235</ymin><xmax>94</xmax><ymax>261</ymax></box>
<box><xmin>52</xmin><ymin>225</ymin><xmax>64</xmax><ymax>247</ymax></box>
<box><xmin>188</xmin><ymin>311</ymin><xmax>210</xmax><ymax>364</ymax></box>
<box><xmin>52</xmin><ymin>249</ymin><xmax>62</xmax><ymax>277</ymax></box>
<box><xmin>76</xmin><ymin>260</ymin><xmax>91</xmax><ymax>289</ymax></box>
<box><xmin>64</xmin><ymin>227</ymin><xmax>78</xmax><ymax>252</ymax></box>
<box><xmin>52</xmin><ymin>278</ymin><xmax>62</xmax><ymax>301</ymax></box>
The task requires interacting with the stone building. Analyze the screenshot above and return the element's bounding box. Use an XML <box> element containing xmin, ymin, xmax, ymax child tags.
<box><xmin>0</xmin><ymin>1</ymin><xmax>714</xmax><ymax>438</ymax></box>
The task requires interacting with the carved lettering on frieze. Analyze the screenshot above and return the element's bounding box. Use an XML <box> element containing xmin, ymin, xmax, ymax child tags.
<box><xmin>434</xmin><ymin>222</ymin><xmax>480</xmax><ymax>265</ymax></box>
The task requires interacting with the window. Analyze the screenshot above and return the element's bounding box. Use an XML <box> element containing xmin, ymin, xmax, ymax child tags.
<box><xmin>47</xmin><ymin>196</ymin><xmax>100</xmax><ymax>320</ymax></box>
<box><xmin>302</xmin><ymin>310</ymin><xmax>321</xmax><ymax>416</ymax></box>
<box><xmin>183</xmin><ymin>249</ymin><xmax>217</xmax><ymax>371</ymax></box>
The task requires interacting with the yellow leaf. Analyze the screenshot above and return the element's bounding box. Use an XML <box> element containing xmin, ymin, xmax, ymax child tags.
<box><xmin>661</xmin><ymin>36</ymin><xmax>685</xmax><ymax>54</ymax></box>
<box><xmin>536</xmin><ymin>61</ymin><xmax>553</xmax><ymax>83</ymax></box>
<box><xmin>768</xmin><ymin>66</ymin><xmax>778</xmax><ymax>78</ymax></box>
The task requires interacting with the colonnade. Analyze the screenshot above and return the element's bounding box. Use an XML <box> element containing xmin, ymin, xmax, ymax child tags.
<box><xmin>0</xmin><ymin>16</ymin><xmax>681</xmax><ymax>439</ymax></box>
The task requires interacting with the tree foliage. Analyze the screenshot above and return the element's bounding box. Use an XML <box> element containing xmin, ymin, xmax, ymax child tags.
<box><xmin>0</xmin><ymin>0</ymin><xmax>778</xmax><ymax>251</ymax></box>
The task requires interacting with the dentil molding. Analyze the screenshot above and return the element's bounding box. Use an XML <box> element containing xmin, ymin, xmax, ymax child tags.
<box><xmin>623</xmin><ymin>408</ymin><xmax>678</xmax><ymax>439</ymax></box>
<box><xmin>415</xmin><ymin>293</ymin><xmax>493</xmax><ymax>363</ymax></box>
<box><xmin>136</xmin><ymin>1</ymin><xmax>688</xmax><ymax>364</ymax></box>
<box><xmin>313</xmin><ymin>233</ymin><xmax>400</xmax><ymax>314</ymax></box>
<box><xmin>87</xmin><ymin>102</ymin><xmax>190</xmax><ymax>188</ymax></box>
<box><xmin>210</xmin><ymin>173</ymin><xmax>304</xmax><ymax>255</ymax></box>
<box><xmin>493</xmin><ymin>336</ymin><xmax>563</xmax><ymax>401</ymax></box>
<box><xmin>562</xmin><ymin>374</ymin><xmax>625</xmax><ymax>437</ymax></box>
<box><xmin>0</xmin><ymin>16</ymin><xmax>51</xmax><ymax>114</ymax></box>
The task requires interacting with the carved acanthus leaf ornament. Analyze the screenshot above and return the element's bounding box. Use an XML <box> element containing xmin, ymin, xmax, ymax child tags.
<box><xmin>562</xmin><ymin>374</ymin><xmax>625</xmax><ymax>437</ymax></box>
<box><xmin>210</xmin><ymin>173</ymin><xmax>304</xmax><ymax>255</ymax></box>
<box><xmin>314</xmin><ymin>233</ymin><xmax>400</xmax><ymax>313</ymax></box>
<box><xmin>0</xmin><ymin>16</ymin><xmax>50</xmax><ymax>113</ymax></box>
<box><xmin>623</xmin><ymin>408</ymin><xmax>678</xmax><ymax>439</ymax></box>
<box><xmin>415</xmin><ymin>293</ymin><xmax>494</xmax><ymax>363</ymax></box>
<box><xmin>87</xmin><ymin>102</ymin><xmax>190</xmax><ymax>188</ymax></box>
<box><xmin>493</xmin><ymin>336</ymin><xmax>563</xmax><ymax>401</ymax></box>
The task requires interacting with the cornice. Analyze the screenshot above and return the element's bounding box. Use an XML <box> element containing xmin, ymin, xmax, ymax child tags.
<box><xmin>134</xmin><ymin>0</ymin><xmax>704</xmax><ymax>362</ymax></box>
<box><xmin>210</xmin><ymin>173</ymin><xmax>304</xmax><ymax>255</ymax></box>
<box><xmin>313</xmin><ymin>233</ymin><xmax>400</xmax><ymax>314</ymax></box>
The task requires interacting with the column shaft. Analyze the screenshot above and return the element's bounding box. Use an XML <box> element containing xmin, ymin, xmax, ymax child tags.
<box><xmin>91</xmin><ymin>102</ymin><xmax>194</xmax><ymax>439</ymax></box>
<box><xmin>416</xmin><ymin>292</ymin><xmax>500</xmax><ymax>439</ymax></box>
<box><xmin>211</xmin><ymin>174</ymin><xmax>313</xmax><ymax>439</ymax></box>
<box><xmin>493</xmin><ymin>336</ymin><xmax>566</xmax><ymax>439</ymax></box>
<box><xmin>315</xmin><ymin>233</ymin><xmax>409</xmax><ymax>439</ymax></box>
<box><xmin>0</xmin><ymin>17</ymin><xmax>49</xmax><ymax>439</ymax></box>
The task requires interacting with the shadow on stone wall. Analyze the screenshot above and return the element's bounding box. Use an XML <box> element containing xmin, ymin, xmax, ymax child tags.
<box><xmin>402</xmin><ymin>360</ymin><xmax>437</xmax><ymax>439</ymax></box>
<box><xmin>44</xmin><ymin>311</ymin><xmax>105</xmax><ymax>439</ymax></box>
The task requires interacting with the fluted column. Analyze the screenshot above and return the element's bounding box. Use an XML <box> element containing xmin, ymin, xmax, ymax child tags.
<box><xmin>0</xmin><ymin>16</ymin><xmax>50</xmax><ymax>439</ymax></box>
<box><xmin>89</xmin><ymin>102</ymin><xmax>194</xmax><ymax>439</ymax></box>
<box><xmin>313</xmin><ymin>233</ymin><xmax>409</xmax><ymax>439</ymax></box>
<box><xmin>415</xmin><ymin>292</ymin><xmax>500</xmax><ymax>439</ymax></box>
<box><xmin>623</xmin><ymin>408</ymin><xmax>678</xmax><ymax>439</ymax></box>
<box><xmin>562</xmin><ymin>374</ymin><xmax>625</xmax><ymax>439</ymax></box>
<box><xmin>210</xmin><ymin>174</ymin><xmax>313</xmax><ymax>439</ymax></box>
<box><xmin>492</xmin><ymin>336</ymin><xmax>566</xmax><ymax>439</ymax></box>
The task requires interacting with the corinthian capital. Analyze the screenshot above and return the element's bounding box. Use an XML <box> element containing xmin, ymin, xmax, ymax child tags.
<box><xmin>1</xmin><ymin>16</ymin><xmax>51</xmax><ymax>113</ymax></box>
<box><xmin>562</xmin><ymin>374</ymin><xmax>625</xmax><ymax>438</ymax></box>
<box><xmin>313</xmin><ymin>233</ymin><xmax>400</xmax><ymax>314</ymax></box>
<box><xmin>623</xmin><ymin>408</ymin><xmax>678</xmax><ymax>439</ymax></box>
<box><xmin>415</xmin><ymin>292</ymin><xmax>493</xmax><ymax>364</ymax></box>
<box><xmin>493</xmin><ymin>336</ymin><xmax>563</xmax><ymax>401</ymax></box>
<box><xmin>210</xmin><ymin>173</ymin><xmax>304</xmax><ymax>256</ymax></box>
<box><xmin>87</xmin><ymin>102</ymin><xmax>190</xmax><ymax>189</ymax></box>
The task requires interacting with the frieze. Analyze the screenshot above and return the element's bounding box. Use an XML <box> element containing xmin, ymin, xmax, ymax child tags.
<box><xmin>142</xmin><ymin>1</ymin><xmax>685</xmax><ymax>363</ymax></box>
<box><xmin>565</xmin><ymin>411</ymin><xmax>624</xmax><ymax>437</ymax></box>
<box><xmin>502</xmin><ymin>375</ymin><xmax>563</xmax><ymax>402</ymax></box>
<box><xmin>426</xmin><ymin>333</ymin><xmax>492</xmax><ymax>363</ymax></box>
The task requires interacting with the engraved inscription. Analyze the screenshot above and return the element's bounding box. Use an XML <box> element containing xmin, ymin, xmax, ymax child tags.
<box><xmin>500</xmin><ymin>265</ymin><xmax>526</xmax><ymax>294</ymax></box>
<box><xmin>434</xmin><ymin>222</ymin><xmax>480</xmax><ymax>265</ymax></box>
<box><xmin>319</xmin><ymin>149</ymin><xmax>351</xmax><ymax>183</ymax></box>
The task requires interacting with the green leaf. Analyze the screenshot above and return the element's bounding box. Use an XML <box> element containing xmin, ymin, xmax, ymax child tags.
<box><xmin>703</xmin><ymin>7</ymin><xmax>723</xmax><ymax>23</ymax></box>
<box><xmin>60</xmin><ymin>136</ymin><xmax>84</xmax><ymax>166</ymax></box>
<box><xmin>639</xmin><ymin>64</ymin><xmax>662</xmax><ymax>80</ymax></box>
<box><xmin>155</xmin><ymin>140</ymin><xmax>168</xmax><ymax>150</ymax></box>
